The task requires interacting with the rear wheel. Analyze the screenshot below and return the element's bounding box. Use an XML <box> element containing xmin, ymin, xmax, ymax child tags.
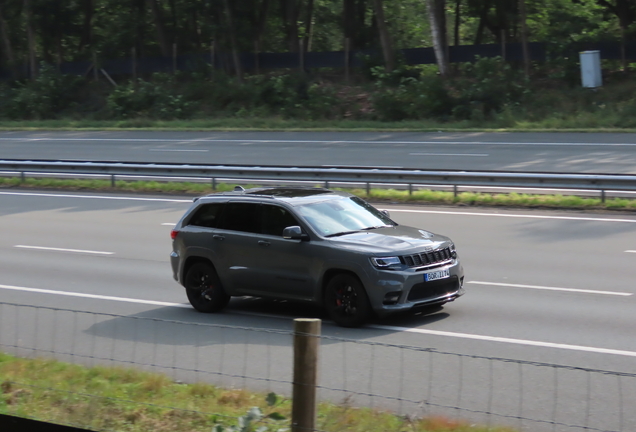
<box><xmin>184</xmin><ymin>262</ymin><xmax>230</xmax><ymax>313</ymax></box>
<box><xmin>324</xmin><ymin>274</ymin><xmax>372</xmax><ymax>327</ymax></box>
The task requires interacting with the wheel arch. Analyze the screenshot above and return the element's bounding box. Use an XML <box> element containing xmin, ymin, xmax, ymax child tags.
<box><xmin>182</xmin><ymin>256</ymin><xmax>215</xmax><ymax>285</ymax></box>
<box><xmin>320</xmin><ymin>268</ymin><xmax>365</xmax><ymax>304</ymax></box>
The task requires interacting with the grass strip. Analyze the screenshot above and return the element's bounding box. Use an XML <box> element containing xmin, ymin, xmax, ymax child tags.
<box><xmin>1</xmin><ymin>176</ymin><xmax>635</xmax><ymax>211</ymax></box>
<box><xmin>1</xmin><ymin>118</ymin><xmax>636</xmax><ymax>132</ymax></box>
<box><xmin>0</xmin><ymin>353</ymin><xmax>514</xmax><ymax>432</ymax></box>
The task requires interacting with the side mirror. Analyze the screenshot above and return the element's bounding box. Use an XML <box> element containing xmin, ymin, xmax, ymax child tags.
<box><xmin>283</xmin><ymin>225</ymin><xmax>306</xmax><ymax>240</ymax></box>
<box><xmin>381</xmin><ymin>209</ymin><xmax>390</xmax><ymax>218</ymax></box>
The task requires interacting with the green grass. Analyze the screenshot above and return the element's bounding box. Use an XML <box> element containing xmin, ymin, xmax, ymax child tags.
<box><xmin>1</xmin><ymin>117</ymin><xmax>636</xmax><ymax>132</ymax></box>
<box><xmin>0</xmin><ymin>353</ymin><xmax>515</xmax><ymax>432</ymax></box>
<box><xmin>2</xmin><ymin>176</ymin><xmax>635</xmax><ymax>212</ymax></box>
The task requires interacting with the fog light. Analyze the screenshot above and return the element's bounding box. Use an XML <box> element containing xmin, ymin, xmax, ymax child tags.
<box><xmin>383</xmin><ymin>292</ymin><xmax>401</xmax><ymax>305</ymax></box>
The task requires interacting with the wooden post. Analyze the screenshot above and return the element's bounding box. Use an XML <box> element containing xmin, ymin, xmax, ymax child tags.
<box><xmin>254</xmin><ymin>39</ymin><xmax>260</xmax><ymax>75</ymax></box>
<box><xmin>132</xmin><ymin>47</ymin><xmax>137</xmax><ymax>80</ymax></box>
<box><xmin>172</xmin><ymin>43</ymin><xmax>177</xmax><ymax>74</ymax></box>
<box><xmin>93</xmin><ymin>52</ymin><xmax>98</xmax><ymax>81</ymax></box>
<box><xmin>344</xmin><ymin>38</ymin><xmax>350</xmax><ymax>83</ymax></box>
<box><xmin>292</xmin><ymin>318</ymin><xmax>320</xmax><ymax>432</ymax></box>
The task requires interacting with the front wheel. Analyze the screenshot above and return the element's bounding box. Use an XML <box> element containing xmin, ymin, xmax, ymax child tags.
<box><xmin>324</xmin><ymin>274</ymin><xmax>372</xmax><ymax>327</ymax></box>
<box><xmin>184</xmin><ymin>262</ymin><xmax>230</xmax><ymax>313</ymax></box>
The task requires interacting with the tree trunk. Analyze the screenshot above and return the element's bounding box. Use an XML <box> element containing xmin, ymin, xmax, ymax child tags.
<box><xmin>518</xmin><ymin>0</ymin><xmax>530</xmax><ymax>79</ymax></box>
<box><xmin>454</xmin><ymin>0</ymin><xmax>460</xmax><ymax>46</ymax></box>
<box><xmin>224</xmin><ymin>0</ymin><xmax>243</xmax><ymax>80</ymax></box>
<box><xmin>78</xmin><ymin>0</ymin><xmax>94</xmax><ymax>54</ymax></box>
<box><xmin>135</xmin><ymin>0</ymin><xmax>146</xmax><ymax>58</ymax></box>
<box><xmin>303</xmin><ymin>0</ymin><xmax>314</xmax><ymax>53</ymax></box>
<box><xmin>149</xmin><ymin>0</ymin><xmax>170</xmax><ymax>56</ymax></box>
<box><xmin>473</xmin><ymin>0</ymin><xmax>490</xmax><ymax>45</ymax></box>
<box><xmin>23</xmin><ymin>0</ymin><xmax>37</xmax><ymax>79</ymax></box>
<box><xmin>427</xmin><ymin>0</ymin><xmax>448</xmax><ymax>76</ymax></box>
<box><xmin>372</xmin><ymin>0</ymin><xmax>395</xmax><ymax>72</ymax></box>
<box><xmin>0</xmin><ymin>1</ymin><xmax>16</xmax><ymax>77</ymax></box>
<box><xmin>281</xmin><ymin>0</ymin><xmax>301</xmax><ymax>52</ymax></box>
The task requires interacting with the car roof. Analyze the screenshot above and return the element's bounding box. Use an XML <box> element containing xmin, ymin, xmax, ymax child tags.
<box><xmin>195</xmin><ymin>186</ymin><xmax>353</xmax><ymax>205</ymax></box>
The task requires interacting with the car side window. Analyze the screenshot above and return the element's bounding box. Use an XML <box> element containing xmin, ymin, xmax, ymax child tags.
<box><xmin>261</xmin><ymin>204</ymin><xmax>299</xmax><ymax>236</ymax></box>
<box><xmin>187</xmin><ymin>203</ymin><xmax>224</xmax><ymax>228</ymax></box>
<box><xmin>217</xmin><ymin>202</ymin><xmax>262</xmax><ymax>233</ymax></box>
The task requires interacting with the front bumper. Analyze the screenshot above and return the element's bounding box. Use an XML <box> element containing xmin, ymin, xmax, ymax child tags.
<box><xmin>365</xmin><ymin>259</ymin><xmax>464</xmax><ymax>317</ymax></box>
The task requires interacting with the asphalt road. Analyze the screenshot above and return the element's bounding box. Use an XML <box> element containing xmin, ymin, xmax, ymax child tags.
<box><xmin>2</xmin><ymin>130</ymin><xmax>636</xmax><ymax>173</ymax></box>
<box><xmin>1</xmin><ymin>190</ymin><xmax>636</xmax><ymax>431</ymax></box>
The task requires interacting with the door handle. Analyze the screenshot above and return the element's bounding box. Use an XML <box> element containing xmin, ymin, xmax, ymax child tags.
<box><xmin>213</xmin><ymin>235</ymin><xmax>225</xmax><ymax>241</ymax></box>
<box><xmin>258</xmin><ymin>240</ymin><xmax>271</xmax><ymax>247</ymax></box>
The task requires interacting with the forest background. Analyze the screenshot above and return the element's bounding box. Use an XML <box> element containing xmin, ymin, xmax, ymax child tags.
<box><xmin>1</xmin><ymin>0</ymin><xmax>636</xmax><ymax>128</ymax></box>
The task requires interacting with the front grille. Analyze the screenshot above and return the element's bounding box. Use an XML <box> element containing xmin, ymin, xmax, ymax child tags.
<box><xmin>407</xmin><ymin>276</ymin><xmax>460</xmax><ymax>302</ymax></box>
<box><xmin>400</xmin><ymin>247</ymin><xmax>452</xmax><ymax>268</ymax></box>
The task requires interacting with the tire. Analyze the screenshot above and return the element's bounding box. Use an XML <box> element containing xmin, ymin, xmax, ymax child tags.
<box><xmin>324</xmin><ymin>274</ymin><xmax>372</xmax><ymax>327</ymax></box>
<box><xmin>184</xmin><ymin>262</ymin><xmax>230</xmax><ymax>313</ymax></box>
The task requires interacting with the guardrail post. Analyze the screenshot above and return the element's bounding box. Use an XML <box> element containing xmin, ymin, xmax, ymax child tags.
<box><xmin>408</xmin><ymin>184</ymin><xmax>413</xmax><ymax>195</ymax></box>
<box><xmin>20</xmin><ymin>171</ymin><xmax>25</xmax><ymax>183</ymax></box>
<box><xmin>324</xmin><ymin>181</ymin><xmax>329</xmax><ymax>189</ymax></box>
<box><xmin>366</xmin><ymin>182</ymin><xmax>370</xmax><ymax>196</ymax></box>
<box><xmin>601</xmin><ymin>189</ymin><xmax>606</xmax><ymax>203</ymax></box>
<box><xmin>453</xmin><ymin>185</ymin><xmax>458</xmax><ymax>198</ymax></box>
<box><xmin>111</xmin><ymin>175</ymin><xmax>116</xmax><ymax>188</ymax></box>
<box><xmin>211</xmin><ymin>178</ymin><xmax>216</xmax><ymax>190</ymax></box>
<box><xmin>292</xmin><ymin>318</ymin><xmax>320</xmax><ymax>432</ymax></box>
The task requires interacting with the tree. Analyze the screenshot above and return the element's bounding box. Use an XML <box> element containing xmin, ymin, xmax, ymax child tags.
<box><xmin>427</xmin><ymin>0</ymin><xmax>448</xmax><ymax>76</ymax></box>
<box><xmin>372</xmin><ymin>0</ymin><xmax>395</xmax><ymax>71</ymax></box>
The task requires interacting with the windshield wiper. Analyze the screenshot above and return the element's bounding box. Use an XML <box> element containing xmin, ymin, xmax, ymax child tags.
<box><xmin>361</xmin><ymin>225</ymin><xmax>392</xmax><ymax>231</ymax></box>
<box><xmin>325</xmin><ymin>230</ymin><xmax>362</xmax><ymax>238</ymax></box>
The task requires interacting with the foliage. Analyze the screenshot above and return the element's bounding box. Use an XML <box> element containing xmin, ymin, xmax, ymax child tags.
<box><xmin>1</xmin><ymin>65</ymin><xmax>83</xmax><ymax>120</ymax></box>
<box><xmin>107</xmin><ymin>74</ymin><xmax>191</xmax><ymax>119</ymax></box>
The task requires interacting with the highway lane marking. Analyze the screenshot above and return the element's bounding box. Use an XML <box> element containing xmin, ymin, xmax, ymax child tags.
<box><xmin>390</xmin><ymin>209</ymin><xmax>636</xmax><ymax>223</ymax></box>
<box><xmin>3</xmin><ymin>137</ymin><xmax>636</xmax><ymax>147</ymax></box>
<box><xmin>626</xmin><ymin>250</ymin><xmax>636</xmax><ymax>253</ymax></box>
<box><xmin>410</xmin><ymin>153</ymin><xmax>489</xmax><ymax>157</ymax></box>
<box><xmin>367</xmin><ymin>324</ymin><xmax>636</xmax><ymax>358</ymax></box>
<box><xmin>162</xmin><ymin>223</ymin><xmax>176</xmax><ymax>226</ymax></box>
<box><xmin>14</xmin><ymin>245</ymin><xmax>114</xmax><ymax>255</ymax></box>
<box><xmin>467</xmin><ymin>281</ymin><xmax>632</xmax><ymax>296</ymax></box>
<box><xmin>0</xmin><ymin>284</ymin><xmax>189</xmax><ymax>308</ymax></box>
<box><xmin>149</xmin><ymin>149</ymin><xmax>209</xmax><ymax>152</ymax></box>
<box><xmin>3</xmin><ymin>283</ymin><xmax>636</xmax><ymax>358</ymax></box>
<box><xmin>0</xmin><ymin>191</ymin><xmax>191</xmax><ymax>202</ymax></box>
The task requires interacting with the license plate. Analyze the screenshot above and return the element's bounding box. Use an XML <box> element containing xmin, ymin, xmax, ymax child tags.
<box><xmin>424</xmin><ymin>268</ymin><xmax>450</xmax><ymax>282</ymax></box>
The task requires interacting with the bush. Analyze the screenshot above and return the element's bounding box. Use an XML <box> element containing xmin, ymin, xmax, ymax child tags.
<box><xmin>2</xmin><ymin>64</ymin><xmax>84</xmax><ymax>119</ymax></box>
<box><xmin>106</xmin><ymin>74</ymin><xmax>191</xmax><ymax>119</ymax></box>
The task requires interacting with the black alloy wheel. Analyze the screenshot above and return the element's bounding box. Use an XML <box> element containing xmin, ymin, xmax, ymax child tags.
<box><xmin>184</xmin><ymin>262</ymin><xmax>230</xmax><ymax>313</ymax></box>
<box><xmin>324</xmin><ymin>274</ymin><xmax>372</xmax><ymax>327</ymax></box>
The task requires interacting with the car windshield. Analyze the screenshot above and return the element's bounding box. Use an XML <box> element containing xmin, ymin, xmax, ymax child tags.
<box><xmin>295</xmin><ymin>196</ymin><xmax>396</xmax><ymax>237</ymax></box>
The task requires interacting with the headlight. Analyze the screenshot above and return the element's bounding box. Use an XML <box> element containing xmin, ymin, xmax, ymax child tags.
<box><xmin>370</xmin><ymin>256</ymin><xmax>402</xmax><ymax>269</ymax></box>
<box><xmin>449</xmin><ymin>242</ymin><xmax>457</xmax><ymax>259</ymax></box>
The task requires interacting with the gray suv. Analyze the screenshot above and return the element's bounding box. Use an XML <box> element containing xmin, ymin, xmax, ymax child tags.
<box><xmin>170</xmin><ymin>187</ymin><xmax>464</xmax><ymax>327</ymax></box>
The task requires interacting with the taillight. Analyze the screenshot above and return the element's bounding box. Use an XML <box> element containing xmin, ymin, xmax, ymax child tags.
<box><xmin>170</xmin><ymin>229</ymin><xmax>179</xmax><ymax>240</ymax></box>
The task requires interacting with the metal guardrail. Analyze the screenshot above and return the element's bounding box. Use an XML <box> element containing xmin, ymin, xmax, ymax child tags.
<box><xmin>2</xmin><ymin>159</ymin><xmax>636</xmax><ymax>200</ymax></box>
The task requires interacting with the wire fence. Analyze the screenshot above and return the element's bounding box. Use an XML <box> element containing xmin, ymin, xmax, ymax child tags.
<box><xmin>1</xmin><ymin>301</ymin><xmax>635</xmax><ymax>432</ymax></box>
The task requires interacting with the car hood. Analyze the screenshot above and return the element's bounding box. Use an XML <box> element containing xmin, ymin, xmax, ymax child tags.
<box><xmin>326</xmin><ymin>225</ymin><xmax>451</xmax><ymax>254</ymax></box>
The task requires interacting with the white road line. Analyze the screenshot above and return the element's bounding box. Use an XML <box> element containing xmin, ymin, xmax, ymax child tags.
<box><xmin>390</xmin><ymin>209</ymin><xmax>636</xmax><ymax>223</ymax></box>
<box><xmin>626</xmin><ymin>250</ymin><xmax>636</xmax><ymax>253</ymax></box>
<box><xmin>367</xmin><ymin>324</ymin><xmax>636</xmax><ymax>358</ymax></box>
<box><xmin>162</xmin><ymin>223</ymin><xmax>176</xmax><ymax>226</ymax></box>
<box><xmin>322</xmin><ymin>164</ymin><xmax>403</xmax><ymax>169</ymax></box>
<box><xmin>467</xmin><ymin>281</ymin><xmax>632</xmax><ymax>296</ymax></box>
<box><xmin>0</xmin><ymin>284</ymin><xmax>188</xmax><ymax>308</ymax></box>
<box><xmin>2</xmin><ymin>137</ymin><xmax>636</xmax><ymax>146</ymax></box>
<box><xmin>2</xmin><ymin>283</ymin><xmax>635</xmax><ymax>358</ymax></box>
<box><xmin>410</xmin><ymin>153</ymin><xmax>489</xmax><ymax>157</ymax></box>
<box><xmin>14</xmin><ymin>245</ymin><xmax>114</xmax><ymax>255</ymax></box>
<box><xmin>149</xmin><ymin>149</ymin><xmax>208</xmax><ymax>152</ymax></box>
<box><xmin>0</xmin><ymin>191</ymin><xmax>190</xmax><ymax>202</ymax></box>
